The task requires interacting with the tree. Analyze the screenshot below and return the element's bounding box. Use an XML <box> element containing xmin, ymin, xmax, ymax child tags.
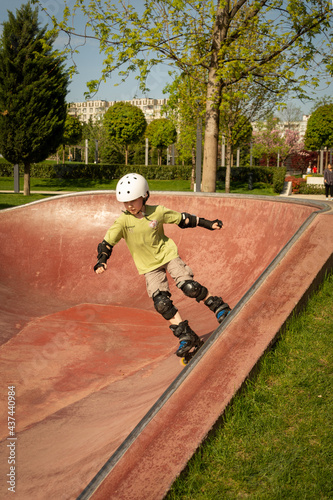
<box><xmin>221</xmin><ymin>110</ymin><xmax>252</xmax><ymax>183</ymax></box>
<box><xmin>304</xmin><ymin>104</ymin><xmax>333</xmax><ymax>151</ymax></box>
<box><xmin>166</xmin><ymin>64</ymin><xmax>285</xmax><ymax>192</ymax></box>
<box><xmin>61</xmin><ymin>114</ymin><xmax>83</xmax><ymax>161</ymax></box>
<box><xmin>145</xmin><ymin>119</ymin><xmax>177</xmax><ymax>166</ymax></box>
<box><xmin>80</xmin><ymin>118</ymin><xmax>114</xmax><ymax>164</ymax></box>
<box><xmin>0</xmin><ymin>3</ymin><xmax>69</xmax><ymax>195</ymax></box>
<box><xmin>165</xmin><ymin>73</ymin><xmax>206</xmax><ymax>188</ymax></box>
<box><xmin>252</xmin><ymin>117</ymin><xmax>286</xmax><ymax>166</ymax></box>
<box><xmin>279</xmin><ymin>129</ymin><xmax>304</xmax><ymax>167</ymax></box>
<box><xmin>103</xmin><ymin>102</ymin><xmax>147</xmax><ymax>165</ymax></box>
<box><xmin>310</xmin><ymin>95</ymin><xmax>333</xmax><ymax>114</ymax></box>
<box><xmin>39</xmin><ymin>0</ymin><xmax>332</xmax><ymax>192</ymax></box>
<box><xmin>277</xmin><ymin>104</ymin><xmax>303</xmax><ymax>127</ymax></box>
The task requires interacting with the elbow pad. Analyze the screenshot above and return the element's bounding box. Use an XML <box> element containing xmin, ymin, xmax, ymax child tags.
<box><xmin>198</xmin><ymin>218</ymin><xmax>223</xmax><ymax>230</ymax></box>
<box><xmin>178</xmin><ymin>212</ymin><xmax>198</xmax><ymax>229</ymax></box>
<box><xmin>94</xmin><ymin>240</ymin><xmax>113</xmax><ymax>271</ymax></box>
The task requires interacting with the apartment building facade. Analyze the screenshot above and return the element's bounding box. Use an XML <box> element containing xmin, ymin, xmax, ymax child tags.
<box><xmin>67</xmin><ymin>98</ymin><xmax>168</xmax><ymax>124</ymax></box>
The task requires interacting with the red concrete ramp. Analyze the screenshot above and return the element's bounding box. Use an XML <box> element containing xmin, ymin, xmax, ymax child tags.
<box><xmin>0</xmin><ymin>192</ymin><xmax>332</xmax><ymax>500</ymax></box>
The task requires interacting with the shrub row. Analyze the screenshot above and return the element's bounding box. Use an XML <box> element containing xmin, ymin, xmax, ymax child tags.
<box><xmin>0</xmin><ymin>160</ymin><xmax>192</xmax><ymax>180</ymax></box>
<box><xmin>299</xmin><ymin>184</ymin><xmax>325</xmax><ymax>194</ymax></box>
<box><xmin>217</xmin><ymin>165</ymin><xmax>286</xmax><ymax>193</ymax></box>
<box><xmin>0</xmin><ymin>158</ymin><xmax>286</xmax><ymax>191</ymax></box>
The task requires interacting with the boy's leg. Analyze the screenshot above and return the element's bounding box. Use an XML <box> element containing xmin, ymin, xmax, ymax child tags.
<box><xmin>169</xmin><ymin>320</ymin><xmax>202</xmax><ymax>357</ymax></box>
<box><xmin>145</xmin><ymin>261</ymin><xmax>200</xmax><ymax>355</ymax></box>
<box><xmin>167</xmin><ymin>258</ymin><xmax>208</xmax><ymax>302</ymax></box>
<box><xmin>203</xmin><ymin>295</ymin><xmax>231</xmax><ymax>322</ymax></box>
<box><xmin>167</xmin><ymin>257</ymin><xmax>231</xmax><ymax>323</ymax></box>
<box><xmin>145</xmin><ymin>266</ymin><xmax>178</xmax><ymax>321</ymax></box>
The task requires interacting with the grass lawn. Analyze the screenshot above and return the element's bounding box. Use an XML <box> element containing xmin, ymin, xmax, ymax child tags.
<box><xmin>166</xmin><ymin>273</ymin><xmax>333</xmax><ymax>499</ymax></box>
<box><xmin>0</xmin><ymin>177</ymin><xmax>277</xmax><ymax>210</ymax></box>
<box><xmin>0</xmin><ymin>193</ymin><xmax>56</xmax><ymax>210</ymax></box>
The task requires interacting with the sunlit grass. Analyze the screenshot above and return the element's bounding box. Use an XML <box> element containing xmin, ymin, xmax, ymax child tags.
<box><xmin>166</xmin><ymin>274</ymin><xmax>333</xmax><ymax>499</ymax></box>
<box><xmin>0</xmin><ymin>177</ymin><xmax>277</xmax><ymax>210</ymax></box>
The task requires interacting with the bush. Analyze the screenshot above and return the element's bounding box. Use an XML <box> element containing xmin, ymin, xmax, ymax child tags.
<box><xmin>0</xmin><ymin>158</ymin><xmax>286</xmax><ymax>191</ymax></box>
<box><xmin>273</xmin><ymin>167</ymin><xmax>287</xmax><ymax>193</ymax></box>
<box><xmin>0</xmin><ymin>157</ymin><xmax>13</xmax><ymax>175</ymax></box>
<box><xmin>0</xmin><ymin>160</ymin><xmax>192</xmax><ymax>181</ymax></box>
<box><xmin>217</xmin><ymin>166</ymin><xmax>275</xmax><ymax>184</ymax></box>
<box><xmin>285</xmin><ymin>175</ymin><xmax>306</xmax><ymax>193</ymax></box>
<box><xmin>299</xmin><ymin>183</ymin><xmax>325</xmax><ymax>195</ymax></box>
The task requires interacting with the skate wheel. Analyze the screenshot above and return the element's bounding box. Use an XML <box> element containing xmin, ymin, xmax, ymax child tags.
<box><xmin>181</xmin><ymin>357</ymin><xmax>188</xmax><ymax>366</ymax></box>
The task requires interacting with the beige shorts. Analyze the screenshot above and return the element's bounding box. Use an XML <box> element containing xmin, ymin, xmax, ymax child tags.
<box><xmin>145</xmin><ymin>257</ymin><xmax>194</xmax><ymax>297</ymax></box>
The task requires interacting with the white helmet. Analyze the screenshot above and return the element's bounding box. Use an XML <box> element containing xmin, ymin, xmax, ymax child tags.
<box><xmin>116</xmin><ymin>173</ymin><xmax>149</xmax><ymax>202</ymax></box>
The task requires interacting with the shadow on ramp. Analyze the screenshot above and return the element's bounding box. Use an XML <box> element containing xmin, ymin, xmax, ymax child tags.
<box><xmin>0</xmin><ymin>192</ymin><xmax>332</xmax><ymax>499</ymax></box>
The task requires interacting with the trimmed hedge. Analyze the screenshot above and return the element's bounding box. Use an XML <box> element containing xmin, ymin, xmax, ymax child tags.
<box><xmin>0</xmin><ymin>159</ymin><xmax>192</xmax><ymax>180</ymax></box>
<box><xmin>217</xmin><ymin>165</ymin><xmax>286</xmax><ymax>193</ymax></box>
<box><xmin>272</xmin><ymin>167</ymin><xmax>287</xmax><ymax>193</ymax></box>
<box><xmin>0</xmin><ymin>158</ymin><xmax>286</xmax><ymax>191</ymax></box>
<box><xmin>299</xmin><ymin>183</ymin><xmax>325</xmax><ymax>195</ymax></box>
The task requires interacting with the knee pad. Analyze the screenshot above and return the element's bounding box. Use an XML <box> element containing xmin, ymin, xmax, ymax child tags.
<box><xmin>152</xmin><ymin>290</ymin><xmax>178</xmax><ymax>320</ymax></box>
<box><xmin>178</xmin><ymin>280</ymin><xmax>208</xmax><ymax>303</ymax></box>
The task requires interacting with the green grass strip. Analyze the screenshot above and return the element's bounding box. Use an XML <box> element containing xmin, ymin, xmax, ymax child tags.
<box><xmin>0</xmin><ymin>177</ymin><xmax>277</xmax><ymax>211</ymax></box>
<box><xmin>166</xmin><ymin>273</ymin><xmax>333</xmax><ymax>500</ymax></box>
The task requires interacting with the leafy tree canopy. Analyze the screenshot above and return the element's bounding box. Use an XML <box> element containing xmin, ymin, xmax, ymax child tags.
<box><xmin>145</xmin><ymin>119</ymin><xmax>177</xmax><ymax>149</ymax></box>
<box><xmin>103</xmin><ymin>101</ymin><xmax>147</xmax><ymax>146</ymax></box>
<box><xmin>164</xmin><ymin>72</ymin><xmax>205</xmax><ymax>166</ymax></box>
<box><xmin>62</xmin><ymin>114</ymin><xmax>83</xmax><ymax>145</ymax></box>
<box><xmin>145</xmin><ymin>118</ymin><xmax>177</xmax><ymax>165</ymax></box>
<box><xmin>304</xmin><ymin>104</ymin><xmax>333</xmax><ymax>150</ymax></box>
<box><xmin>33</xmin><ymin>0</ymin><xmax>333</xmax><ymax>191</ymax></box>
<box><xmin>309</xmin><ymin>95</ymin><xmax>333</xmax><ymax>114</ymax></box>
<box><xmin>103</xmin><ymin>101</ymin><xmax>147</xmax><ymax>164</ymax></box>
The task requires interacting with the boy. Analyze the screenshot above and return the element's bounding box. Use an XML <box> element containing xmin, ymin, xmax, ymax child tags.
<box><xmin>94</xmin><ymin>173</ymin><xmax>231</xmax><ymax>357</ymax></box>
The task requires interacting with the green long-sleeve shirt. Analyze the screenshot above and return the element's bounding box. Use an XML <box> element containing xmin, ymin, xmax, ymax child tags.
<box><xmin>104</xmin><ymin>205</ymin><xmax>182</xmax><ymax>274</ymax></box>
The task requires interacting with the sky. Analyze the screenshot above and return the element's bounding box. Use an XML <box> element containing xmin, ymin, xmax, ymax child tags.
<box><xmin>1</xmin><ymin>0</ymin><xmax>332</xmax><ymax>115</ymax></box>
<box><xmin>0</xmin><ymin>0</ymin><xmax>172</xmax><ymax>104</ymax></box>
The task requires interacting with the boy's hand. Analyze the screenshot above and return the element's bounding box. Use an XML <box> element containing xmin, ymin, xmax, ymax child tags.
<box><xmin>94</xmin><ymin>263</ymin><xmax>107</xmax><ymax>274</ymax></box>
<box><xmin>198</xmin><ymin>218</ymin><xmax>223</xmax><ymax>230</ymax></box>
<box><xmin>212</xmin><ymin>220</ymin><xmax>222</xmax><ymax>230</ymax></box>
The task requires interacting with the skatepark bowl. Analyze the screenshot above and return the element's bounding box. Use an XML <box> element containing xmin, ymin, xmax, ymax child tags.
<box><xmin>0</xmin><ymin>191</ymin><xmax>332</xmax><ymax>500</ymax></box>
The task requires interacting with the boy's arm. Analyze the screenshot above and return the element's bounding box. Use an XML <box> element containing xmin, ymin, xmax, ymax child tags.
<box><xmin>178</xmin><ymin>212</ymin><xmax>223</xmax><ymax>230</ymax></box>
<box><xmin>94</xmin><ymin>240</ymin><xmax>113</xmax><ymax>273</ymax></box>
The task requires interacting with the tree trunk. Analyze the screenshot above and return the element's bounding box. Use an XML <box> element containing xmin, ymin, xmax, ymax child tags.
<box><xmin>125</xmin><ymin>146</ymin><xmax>128</xmax><ymax>165</ymax></box>
<box><xmin>202</xmin><ymin>74</ymin><xmax>221</xmax><ymax>192</ymax></box>
<box><xmin>201</xmin><ymin>4</ymin><xmax>226</xmax><ymax>192</ymax></box>
<box><xmin>24</xmin><ymin>163</ymin><xmax>30</xmax><ymax>196</ymax></box>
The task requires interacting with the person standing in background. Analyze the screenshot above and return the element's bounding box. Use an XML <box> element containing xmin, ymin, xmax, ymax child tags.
<box><xmin>323</xmin><ymin>164</ymin><xmax>333</xmax><ymax>200</ymax></box>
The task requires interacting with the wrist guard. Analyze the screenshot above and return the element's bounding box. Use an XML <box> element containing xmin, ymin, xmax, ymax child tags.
<box><xmin>178</xmin><ymin>212</ymin><xmax>197</xmax><ymax>229</ymax></box>
<box><xmin>198</xmin><ymin>218</ymin><xmax>223</xmax><ymax>230</ymax></box>
<box><xmin>94</xmin><ymin>240</ymin><xmax>113</xmax><ymax>272</ymax></box>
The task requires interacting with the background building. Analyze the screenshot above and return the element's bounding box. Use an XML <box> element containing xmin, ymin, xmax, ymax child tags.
<box><xmin>67</xmin><ymin>98</ymin><xmax>168</xmax><ymax>124</ymax></box>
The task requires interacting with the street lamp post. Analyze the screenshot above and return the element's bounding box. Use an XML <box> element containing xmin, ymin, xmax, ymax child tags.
<box><xmin>195</xmin><ymin>113</ymin><xmax>202</xmax><ymax>192</ymax></box>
